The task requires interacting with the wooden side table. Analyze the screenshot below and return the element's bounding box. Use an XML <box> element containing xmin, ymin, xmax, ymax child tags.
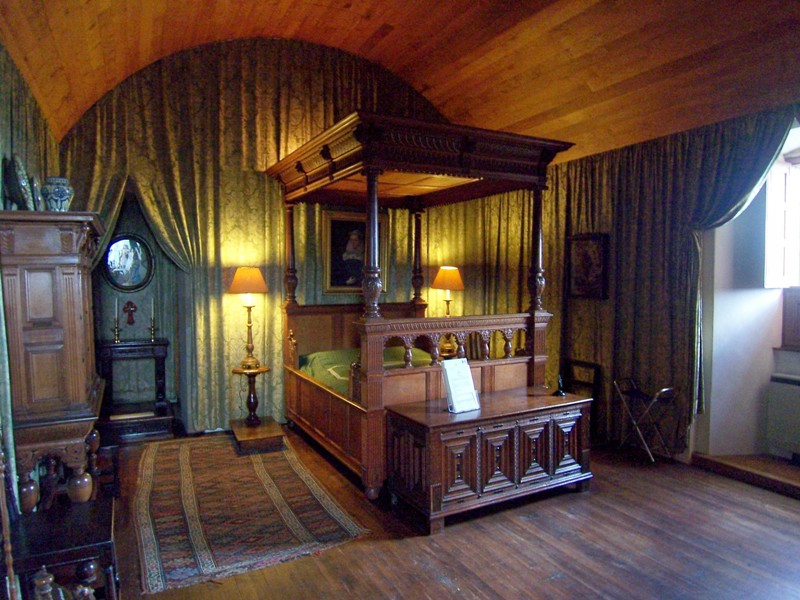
<box><xmin>231</xmin><ymin>365</ymin><xmax>284</xmax><ymax>452</ymax></box>
<box><xmin>231</xmin><ymin>365</ymin><xmax>270</xmax><ymax>426</ymax></box>
<box><xmin>98</xmin><ymin>338</ymin><xmax>170</xmax><ymax>412</ymax></box>
<box><xmin>11</xmin><ymin>496</ymin><xmax>118</xmax><ymax>599</ymax></box>
<box><xmin>96</xmin><ymin>338</ymin><xmax>176</xmax><ymax>446</ymax></box>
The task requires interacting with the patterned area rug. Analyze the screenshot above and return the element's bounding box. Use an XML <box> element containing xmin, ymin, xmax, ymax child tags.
<box><xmin>134</xmin><ymin>435</ymin><xmax>365</xmax><ymax>593</ymax></box>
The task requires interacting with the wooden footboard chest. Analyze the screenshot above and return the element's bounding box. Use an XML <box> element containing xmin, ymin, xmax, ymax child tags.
<box><xmin>386</xmin><ymin>386</ymin><xmax>592</xmax><ymax>534</ymax></box>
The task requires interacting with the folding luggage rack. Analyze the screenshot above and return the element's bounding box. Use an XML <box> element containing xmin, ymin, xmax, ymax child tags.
<box><xmin>614</xmin><ymin>378</ymin><xmax>678</xmax><ymax>462</ymax></box>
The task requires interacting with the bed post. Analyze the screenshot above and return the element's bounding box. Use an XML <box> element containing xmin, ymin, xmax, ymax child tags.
<box><xmin>362</xmin><ymin>166</ymin><xmax>383</xmax><ymax>319</ymax></box>
<box><xmin>526</xmin><ymin>186</ymin><xmax>551</xmax><ymax>387</ymax></box>
<box><xmin>411</xmin><ymin>207</ymin><xmax>426</xmax><ymax>314</ymax></box>
<box><xmin>529</xmin><ymin>187</ymin><xmax>545</xmax><ymax>313</ymax></box>
<box><xmin>284</xmin><ymin>202</ymin><xmax>298</xmax><ymax>306</ymax></box>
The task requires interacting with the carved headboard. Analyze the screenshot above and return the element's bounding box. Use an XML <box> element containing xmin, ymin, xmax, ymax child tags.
<box><xmin>283</xmin><ymin>301</ymin><xmax>426</xmax><ymax>368</ymax></box>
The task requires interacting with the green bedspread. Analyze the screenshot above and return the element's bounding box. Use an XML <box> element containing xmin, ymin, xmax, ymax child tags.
<box><xmin>299</xmin><ymin>346</ymin><xmax>431</xmax><ymax>396</ymax></box>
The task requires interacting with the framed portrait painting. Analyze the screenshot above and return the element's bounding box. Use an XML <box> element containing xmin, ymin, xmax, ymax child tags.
<box><xmin>322</xmin><ymin>210</ymin><xmax>388</xmax><ymax>293</ymax></box>
<box><xmin>568</xmin><ymin>233</ymin><xmax>609</xmax><ymax>299</ymax></box>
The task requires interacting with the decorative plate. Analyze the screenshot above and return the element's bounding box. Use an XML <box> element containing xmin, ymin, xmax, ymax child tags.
<box><xmin>2</xmin><ymin>155</ymin><xmax>34</xmax><ymax>210</ymax></box>
<box><xmin>30</xmin><ymin>175</ymin><xmax>44</xmax><ymax>211</ymax></box>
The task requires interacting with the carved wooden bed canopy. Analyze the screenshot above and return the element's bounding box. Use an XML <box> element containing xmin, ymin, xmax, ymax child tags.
<box><xmin>266</xmin><ymin>113</ymin><xmax>573</xmax><ymax>499</ymax></box>
<box><xmin>266</xmin><ymin>111</ymin><xmax>573</xmax><ymax>317</ymax></box>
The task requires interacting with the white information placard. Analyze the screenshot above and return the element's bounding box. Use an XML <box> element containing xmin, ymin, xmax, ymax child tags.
<box><xmin>442</xmin><ymin>358</ymin><xmax>480</xmax><ymax>413</ymax></box>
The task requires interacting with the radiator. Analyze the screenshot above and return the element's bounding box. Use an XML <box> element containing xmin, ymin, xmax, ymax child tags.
<box><xmin>766</xmin><ymin>374</ymin><xmax>800</xmax><ymax>456</ymax></box>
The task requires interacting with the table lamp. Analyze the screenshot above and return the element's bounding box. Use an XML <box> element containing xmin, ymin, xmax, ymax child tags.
<box><xmin>431</xmin><ymin>266</ymin><xmax>465</xmax><ymax>357</ymax></box>
<box><xmin>228</xmin><ymin>266</ymin><xmax>268</xmax><ymax>369</ymax></box>
<box><xmin>431</xmin><ymin>266</ymin><xmax>464</xmax><ymax>317</ymax></box>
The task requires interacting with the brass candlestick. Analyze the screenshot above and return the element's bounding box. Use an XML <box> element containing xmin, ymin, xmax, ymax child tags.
<box><xmin>112</xmin><ymin>317</ymin><xmax>120</xmax><ymax>343</ymax></box>
<box><xmin>149</xmin><ymin>317</ymin><xmax>158</xmax><ymax>342</ymax></box>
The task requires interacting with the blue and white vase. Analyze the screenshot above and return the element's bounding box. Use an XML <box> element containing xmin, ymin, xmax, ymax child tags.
<box><xmin>41</xmin><ymin>176</ymin><xmax>74</xmax><ymax>212</ymax></box>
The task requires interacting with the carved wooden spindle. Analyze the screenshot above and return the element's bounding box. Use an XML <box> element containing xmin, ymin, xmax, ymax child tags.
<box><xmin>287</xmin><ymin>329</ymin><xmax>298</xmax><ymax>366</ymax></box>
<box><xmin>68</xmin><ymin>462</ymin><xmax>93</xmax><ymax>504</ymax></box>
<box><xmin>401</xmin><ymin>335</ymin><xmax>415</xmax><ymax>368</ymax></box>
<box><xmin>18</xmin><ymin>470</ymin><xmax>39</xmax><ymax>514</ymax></box>
<box><xmin>32</xmin><ymin>567</ymin><xmax>55</xmax><ymax>600</ymax></box>
<box><xmin>454</xmin><ymin>331</ymin><xmax>467</xmax><ymax>359</ymax></box>
<box><xmin>86</xmin><ymin>429</ymin><xmax>101</xmax><ymax>500</ymax></box>
<box><xmin>41</xmin><ymin>457</ymin><xmax>59</xmax><ymax>510</ymax></box>
<box><xmin>72</xmin><ymin>585</ymin><xmax>96</xmax><ymax>600</ymax></box>
<box><xmin>428</xmin><ymin>333</ymin><xmax>442</xmax><ymax>365</ymax></box>
<box><xmin>502</xmin><ymin>328</ymin><xmax>515</xmax><ymax>358</ymax></box>
<box><xmin>75</xmin><ymin>558</ymin><xmax>99</xmax><ymax>587</ymax></box>
<box><xmin>480</xmin><ymin>330</ymin><xmax>491</xmax><ymax>360</ymax></box>
<box><xmin>72</xmin><ymin>586</ymin><xmax>97</xmax><ymax>600</ymax></box>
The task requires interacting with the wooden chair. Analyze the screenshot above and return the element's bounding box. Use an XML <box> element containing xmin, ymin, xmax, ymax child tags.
<box><xmin>563</xmin><ymin>360</ymin><xmax>601</xmax><ymax>400</ymax></box>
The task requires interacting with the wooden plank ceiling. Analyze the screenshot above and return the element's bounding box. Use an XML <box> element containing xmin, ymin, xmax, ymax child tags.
<box><xmin>0</xmin><ymin>0</ymin><xmax>798</xmax><ymax>163</ymax></box>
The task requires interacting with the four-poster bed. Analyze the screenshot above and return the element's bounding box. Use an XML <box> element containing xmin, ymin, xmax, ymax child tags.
<box><xmin>267</xmin><ymin>112</ymin><xmax>578</xmax><ymax>500</ymax></box>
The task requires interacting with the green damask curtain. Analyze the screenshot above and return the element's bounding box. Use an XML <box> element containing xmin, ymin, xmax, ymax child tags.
<box><xmin>548</xmin><ymin>103</ymin><xmax>797</xmax><ymax>451</ymax></box>
<box><xmin>61</xmin><ymin>39</ymin><xmax>442</xmax><ymax>432</ymax></box>
<box><xmin>423</xmin><ymin>191</ymin><xmax>539</xmax><ymax>359</ymax></box>
<box><xmin>0</xmin><ymin>44</ymin><xmax>60</xmax><ymax>503</ymax></box>
<box><xmin>545</xmin><ymin>155</ymin><xmax>616</xmax><ymax>408</ymax></box>
<box><xmin>292</xmin><ymin>203</ymin><xmax>414</xmax><ymax>306</ymax></box>
<box><xmin>424</xmin><ymin>192</ymin><xmax>536</xmax><ymax>317</ymax></box>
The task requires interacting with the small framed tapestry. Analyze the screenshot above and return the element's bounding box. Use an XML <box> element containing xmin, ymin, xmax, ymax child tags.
<box><xmin>568</xmin><ymin>233</ymin><xmax>609</xmax><ymax>299</ymax></box>
<box><xmin>322</xmin><ymin>210</ymin><xmax>388</xmax><ymax>293</ymax></box>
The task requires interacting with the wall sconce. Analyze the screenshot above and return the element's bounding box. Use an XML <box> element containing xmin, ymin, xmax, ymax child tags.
<box><xmin>228</xmin><ymin>267</ymin><xmax>268</xmax><ymax>369</ymax></box>
<box><xmin>431</xmin><ymin>266</ymin><xmax>465</xmax><ymax>318</ymax></box>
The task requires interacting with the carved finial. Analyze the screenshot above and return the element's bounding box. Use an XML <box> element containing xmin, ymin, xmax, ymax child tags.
<box><xmin>33</xmin><ymin>566</ymin><xmax>55</xmax><ymax>600</ymax></box>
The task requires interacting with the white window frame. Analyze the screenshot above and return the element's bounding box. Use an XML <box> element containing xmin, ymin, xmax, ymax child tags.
<box><xmin>765</xmin><ymin>157</ymin><xmax>800</xmax><ymax>288</ymax></box>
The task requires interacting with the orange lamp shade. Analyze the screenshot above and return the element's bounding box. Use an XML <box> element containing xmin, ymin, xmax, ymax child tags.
<box><xmin>431</xmin><ymin>266</ymin><xmax>465</xmax><ymax>291</ymax></box>
<box><xmin>228</xmin><ymin>267</ymin><xmax>268</xmax><ymax>306</ymax></box>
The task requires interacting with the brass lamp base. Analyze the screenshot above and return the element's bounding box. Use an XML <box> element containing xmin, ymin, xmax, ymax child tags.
<box><xmin>239</xmin><ymin>304</ymin><xmax>261</xmax><ymax>369</ymax></box>
<box><xmin>240</xmin><ymin>354</ymin><xmax>261</xmax><ymax>369</ymax></box>
<box><xmin>440</xmin><ymin>334</ymin><xmax>456</xmax><ymax>355</ymax></box>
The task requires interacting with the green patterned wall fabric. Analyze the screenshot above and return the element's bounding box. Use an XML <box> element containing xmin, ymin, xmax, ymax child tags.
<box><xmin>59</xmin><ymin>39</ymin><xmax>443</xmax><ymax>432</ymax></box>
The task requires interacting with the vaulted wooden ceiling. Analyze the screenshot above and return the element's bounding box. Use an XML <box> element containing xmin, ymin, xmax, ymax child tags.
<box><xmin>0</xmin><ymin>0</ymin><xmax>797</xmax><ymax>163</ymax></box>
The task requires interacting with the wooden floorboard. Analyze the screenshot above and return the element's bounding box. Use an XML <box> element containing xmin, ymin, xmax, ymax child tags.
<box><xmin>113</xmin><ymin>429</ymin><xmax>800</xmax><ymax>599</ymax></box>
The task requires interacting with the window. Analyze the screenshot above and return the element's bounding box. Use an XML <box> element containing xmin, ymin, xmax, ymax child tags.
<box><xmin>765</xmin><ymin>127</ymin><xmax>800</xmax><ymax>288</ymax></box>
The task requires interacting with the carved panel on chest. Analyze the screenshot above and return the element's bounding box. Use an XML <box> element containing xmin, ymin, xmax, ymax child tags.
<box><xmin>480</xmin><ymin>421</ymin><xmax>516</xmax><ymax>494</ymax></box>
<box><xmin>553</xmin><ymin>410</ymin><xmax>583</xmax><ymax>478</ymax></box>
<box><xmin>518</xmin><ymin>414</ymin><xmax>550</xmax><ymax>485</ymax></box>
<box><xmin>441</xmin><ymin>428</ymin><xmax>479</xmax><ymax>504</ymax></box>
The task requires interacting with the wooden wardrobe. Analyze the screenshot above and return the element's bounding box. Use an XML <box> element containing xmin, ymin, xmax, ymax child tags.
<box><xmin>0</xmin><ymin>212</ymin><xmax>104</xmax><ymax>512</ymax></box>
